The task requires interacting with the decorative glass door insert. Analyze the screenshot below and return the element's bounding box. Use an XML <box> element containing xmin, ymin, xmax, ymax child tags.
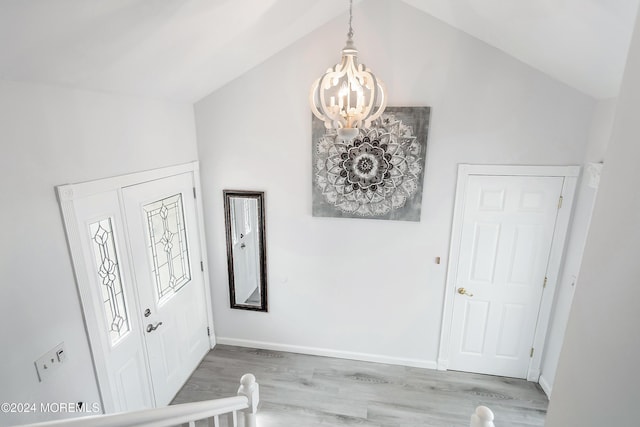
<box><xmin>89</xmin><ymin>218</ymin><xmax>130</xmax><ymax>344</ymax></box>
<box><xmin>143</xmin><ymin>193</ymin><xmax>191</xmax><ymax>303</ymax></box>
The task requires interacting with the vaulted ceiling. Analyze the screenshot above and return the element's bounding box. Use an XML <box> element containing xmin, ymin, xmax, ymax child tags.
<box><xmin>1</xmin><ymin>0</ymin><xmax>637</xmax><ymax>102</ymax></box>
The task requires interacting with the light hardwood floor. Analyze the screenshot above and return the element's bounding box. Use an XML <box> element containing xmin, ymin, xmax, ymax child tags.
<box><xmin>172</xmin><ymin>345</ymin><xmax>548</xmax><ymax>426</ymax></box>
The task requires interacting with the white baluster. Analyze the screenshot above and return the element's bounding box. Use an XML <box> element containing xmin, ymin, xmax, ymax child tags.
<box><xmin>237</xmin><ymin>373</ymin><xmax>259</xmax><ymax>427</ymax></box>
<box><xmin>208</xmin><ymin>414</ymin><xmax>220</xmax><ymax>427</ymax></box>
<box><xmin>470</xmin><ymin>406</ymin><xmax>495</xmax><ymax>427</ymax></box>
<box><xmin>226</xmin><ymin>410</ymin><xmax>238</xmax><ymax>427</ymax></box>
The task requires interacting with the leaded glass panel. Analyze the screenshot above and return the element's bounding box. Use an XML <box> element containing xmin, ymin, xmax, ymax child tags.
<box><xmin>89</xmin><ymin>218</ymin><xmax>130</xmax><ymax>344</ymax></box>
<box><xmin>143</xmin><ymin>193</ymin><xmax>191</xmax><ymax>302</ymax></box>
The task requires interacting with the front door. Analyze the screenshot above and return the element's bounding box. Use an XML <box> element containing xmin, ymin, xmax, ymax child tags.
<box><xmin>448</xmin><ymin>175</ymin><xmax>563</xmax><ymax>378</ymax></box>
<box><xmin>57</xmin><ymin>163</ymin><xmax>213</xmax><ymax>412</ymax></box>
<box><xmin>122</xmin><ymin>172</ymin><xmax>210</xmax><ymax>406</ymax></box>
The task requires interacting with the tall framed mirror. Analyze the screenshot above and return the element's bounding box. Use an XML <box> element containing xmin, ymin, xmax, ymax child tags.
<box><xmin>223</xmin><ymin>190</ymin><xmax>268</xmax><ymax>311</ymax></box>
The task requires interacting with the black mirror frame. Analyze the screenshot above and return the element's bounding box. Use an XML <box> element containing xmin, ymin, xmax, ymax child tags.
<box><xmin>223</xmin><ymin>190</ymin><xmax>268</xmax><ymax>312</ymax></box>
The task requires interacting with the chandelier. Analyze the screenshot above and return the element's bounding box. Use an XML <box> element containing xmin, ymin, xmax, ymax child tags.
<box><xmin>309</xmin><ymin>0</ymin><xmax>387</xmax><ymax>139</ymax></box>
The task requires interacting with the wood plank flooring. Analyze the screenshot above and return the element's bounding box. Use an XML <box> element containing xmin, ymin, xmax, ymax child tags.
<box><xmin>172</xmin><ymin>345</ymin><xmax>548</xmax><ymax>426</ymax></box>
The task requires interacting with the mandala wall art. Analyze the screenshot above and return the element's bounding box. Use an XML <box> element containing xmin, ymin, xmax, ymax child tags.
<box><xmin>312</xmin><ymin>106</ymin><xmax>430</xmax><ymax>221</ymax></box>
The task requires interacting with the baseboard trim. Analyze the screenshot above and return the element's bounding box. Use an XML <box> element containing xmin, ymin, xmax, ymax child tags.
<box><xmin>527</xmin><ymin>367</ymin><xmax>540</xmax><ymax>383</ymax></box>
<box><xmin>216</xmin><ymin>337</ymin><xmax>438</xmax><ymax>370</ymax></box>
<box><xmin>538</xmin><ymin>375</ymin><xmax>552</xmax><ymax>398</ymax></box>
<box><xmin>437</xmin><ymin>358</ymin><xmax>449</xmax><ymax>371</ymax></box>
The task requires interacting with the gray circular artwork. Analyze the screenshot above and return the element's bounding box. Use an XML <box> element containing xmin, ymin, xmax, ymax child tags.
<box><xmin>315</xmin><ymin>112</ymin><xmax>424</xmax><ymax>217</ymax></box>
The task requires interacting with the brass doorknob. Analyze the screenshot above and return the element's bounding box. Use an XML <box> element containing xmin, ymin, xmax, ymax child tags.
<box><xmin>457</xmin><ymin>287</ymin><xmax>474</xmax><ymax>297</ymax></box>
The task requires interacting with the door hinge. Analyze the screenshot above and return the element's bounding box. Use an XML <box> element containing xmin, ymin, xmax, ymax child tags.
<box><xmin>543</xmin><ymin>276</ymin><xmax>548</xmax><ymax>288</ymax></box>
<box><xmin>558</xmin><ymin>195</ymin><xmax>563</xmax><ymax>209</ymax></box>
<box><xmin>200</xmin><ymin>261</ymin><xmax>204</xmax><ymax>272</ymax></box>
<box><xmin>193</xmin><ymin>187</ymin><xmax>197</xmax><ymax>199</ymax></box>
<box><xmin>530</xmin><ymin>347</ymin><xmax>534</xmax><ymax>358</ymax></box>
<box><xmin>207</xmin><ymin>327</ymin><xmax>211</xmax><ymax>337</ymax></box>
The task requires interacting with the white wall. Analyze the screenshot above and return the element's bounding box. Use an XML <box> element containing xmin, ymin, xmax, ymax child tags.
<box><xmin>539</xmin><ymin>98</ymin><xmax>616</xmax><ymax>396</ymax></box>
<box><xmin>0</xmin><ymin>80</ymin><xmax>198</xmax><ymax>425</ymax></box>
<box><xmin>545</xmin><ymin>7</ymin><xmax>640</xmax><ymax>426</ymax></box>
<box><xmin>583</xmin><ymin>98</ymin><xmax>617</xmax><ymax>162</ymax></box>
<box><xmin>195</xmin><ymin>0</ymin><xmax>595</xmax><ymax>366</ymax></box>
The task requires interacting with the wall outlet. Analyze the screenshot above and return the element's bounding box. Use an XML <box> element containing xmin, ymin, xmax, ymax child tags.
<box><xmin>35</xmin><ymin>342</ymin><xmax>66</xmax><ymax>382</ymax></box>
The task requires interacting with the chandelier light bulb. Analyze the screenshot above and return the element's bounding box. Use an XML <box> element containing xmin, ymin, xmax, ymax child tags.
<box><xmin>310</xmin><ymin>0</ymin><xmax>387</xmax><ymax>138</ymax></box>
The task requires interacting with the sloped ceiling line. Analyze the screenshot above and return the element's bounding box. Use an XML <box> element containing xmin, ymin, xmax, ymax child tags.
<box><xmin>0</xmin><ymin>0</ymin><xmax>637</xmax><ymax>101</ymax></box>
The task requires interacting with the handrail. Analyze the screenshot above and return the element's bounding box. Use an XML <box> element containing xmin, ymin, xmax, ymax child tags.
<box><xmin>17</xmin><ymin>374</ymin><xmax>259</xmax><ymax>427</ymax></box>
<box><xmin>14</xmin><ymin>375</ymin><xmax>492</xmax><ymax>427</ymax></box>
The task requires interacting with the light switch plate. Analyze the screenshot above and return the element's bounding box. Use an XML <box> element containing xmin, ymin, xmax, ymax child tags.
<box><xmin>35</xmin><ymin>342</ymin><xmax>66</xmax><ymax>382</ymax></box>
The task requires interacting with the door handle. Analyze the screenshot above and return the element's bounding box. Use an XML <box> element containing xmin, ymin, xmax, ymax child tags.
<box><xmin>457</xmin><ymin>287</ymin><xmax>474</xmax><ymax>297</ymax></box>
<box><xmin>146</xmin><ymin>322</ymin><xmax>163</xmax><ymax>333</ymax></box>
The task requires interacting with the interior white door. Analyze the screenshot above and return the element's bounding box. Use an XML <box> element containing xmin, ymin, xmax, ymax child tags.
<box><xmin>448</xmin><ymin>175</ymin><xmax>563</xmax><ymax>378</ymax></box>
<box><xmin>122</xmin><ymin>172</ymin><xmax>210</xmax><ymax>406</ymax></box>
<box><xmin>71</xmin><ymin>190</ymin><xmax>154</xmax><ymax>413</ymax></box>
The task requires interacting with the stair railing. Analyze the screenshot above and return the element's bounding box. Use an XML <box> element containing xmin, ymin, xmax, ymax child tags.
<box><xmin>18</xmin><ymin>373</ymin><xmax>259</xmax><ymax>427</ymax></box>
<box><xmin>16</xmin><ymin>375</ymin><xmax>495</xmax><ymax>427</ymax></box>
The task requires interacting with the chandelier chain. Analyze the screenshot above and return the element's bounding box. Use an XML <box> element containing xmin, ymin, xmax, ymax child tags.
<box><xmin>347</xmin><ymin>0</ymin><xmax>354</xmax><ymax>41</ymax></box>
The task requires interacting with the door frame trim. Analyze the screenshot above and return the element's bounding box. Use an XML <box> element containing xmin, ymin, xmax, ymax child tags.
<box><xmin>437</xmin><ymin>164</ymin><xmax>580</xmax><ymax>381</ymax></box>
<box><xmin>57</xmin><ymin>161</ymin><xmax>216</xmax><ymax>412</ymax></box>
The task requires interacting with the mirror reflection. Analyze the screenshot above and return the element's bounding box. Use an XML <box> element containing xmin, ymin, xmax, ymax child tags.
<box><xmin>223</xmin><ymin>190</ymin><xmax>267</xmax><ymax>311</ymax></box>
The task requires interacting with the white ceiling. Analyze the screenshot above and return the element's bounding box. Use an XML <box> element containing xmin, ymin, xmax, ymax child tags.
<box><xmin>402</xmin><ymin>0</ymin><xmax>639</xmax><ymax>99</ymax></box>
<box><xmin>0</xmin><ymin>0</ymin><xmax>637</xmax><ymax>102</ymax></box>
